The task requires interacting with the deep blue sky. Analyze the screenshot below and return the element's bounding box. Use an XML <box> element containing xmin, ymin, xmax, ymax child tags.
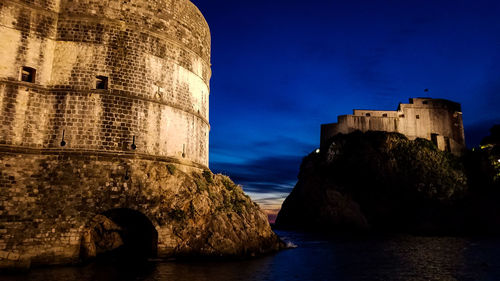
<box><xmin>191</xmin><ymin>0</ymin><xmax>500</xmax><ymax>210</ymax></box>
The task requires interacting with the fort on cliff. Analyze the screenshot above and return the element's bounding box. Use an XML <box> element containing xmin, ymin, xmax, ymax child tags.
<box><xmin>321</xmin><ymin>98</ymin><xmax>466</xmax><ymax>155</ymax></box>
<box><xmin>0</xmin><ymin>0</ymin><xmax>215</xmax><ymax>268</ymax></box>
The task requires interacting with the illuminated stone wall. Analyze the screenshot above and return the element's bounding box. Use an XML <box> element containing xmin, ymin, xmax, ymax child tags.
<box><xmin>321</xmin><ymin>98</ymin><xmax>466</xmax><ymax>155</ymax></box>
<box><xmin>0</xmin><ymin>0</ymin><xmax>210</xmax><ymax>165</ymax></box>
<box><xmin>0</xmin><ymin>0</ymin><xmax>212</xmax><ymax>268</ymax></box>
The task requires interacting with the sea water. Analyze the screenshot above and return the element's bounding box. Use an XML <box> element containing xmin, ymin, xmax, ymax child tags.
<box><xmin>3</xmin><ymin>230</ymin><xmax>500</xmax><ymax>281</ymax></box>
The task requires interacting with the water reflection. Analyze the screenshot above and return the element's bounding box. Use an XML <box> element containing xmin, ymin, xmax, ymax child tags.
<box><xmin>3</xmin><ymin>231</ymin><xmax>500</xmax><ymax>281</ymax></box>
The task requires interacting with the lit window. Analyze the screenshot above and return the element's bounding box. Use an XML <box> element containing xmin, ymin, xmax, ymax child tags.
<box><xmin>96</xmin><ymin>76</ymin><xmax>108</xmax><ymax>89</ymax></box>
<box><xmin>21</xmin><ymin>66</ymin><xmax>36</xmax><ymax>83</ymax></box>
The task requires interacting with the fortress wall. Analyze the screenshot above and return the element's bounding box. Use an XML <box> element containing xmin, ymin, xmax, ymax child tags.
<box><xmin>366</xmin><ymin>116</ymin><xmax>398</xmax><ymax>132</ymax></box>
<box><xmin>340</xmin><ymin>115</ymin><xmax>399</xmax><ymax>134</ymax></box>
<box><xmin>0</xmin><ymin>85</ymin><xmax>209</xmax><ymax>166</ymax></box>
<box><xmin>397</xmin><ymin>106</ymin><xmax>432</xmax><ymax>140</ymax></box>
<box><xmin>0</xmin><ymin>85</ymin><xmax>51</xmax><ymax>148</ymax></box>
<box><xmin>14</xmin><ymin>0</ymin><xmax>61</xmax><ymax>12</ymax></box>
<box><xmin>0</xmin><ymin>0</ymin><xmax>215</xmax><ymax>268</ymax></box>
<box><xmin>0</xmin><ymin>152</ymin><xmax>203</xmax><ymax>267</ymax></box>
<box><xmin>0</xmin><ymin>1</ymin><xmax>58</xmax><ymax>84</ymax></box>
<box><xmin>320</xmin><ymin>99</ymin><xmax>465</xmax><ymax>155</ymax></box>
<box><xmin>0</xmin><ymin>0</ymin><xmax>211</xmax><ymax>167</ymax></box>
<box><xmin>52</xmin><ymin>4</ymin><xmax>210</xmax><ymax>119</ymax></box>
<box><xmin>353</xmin><ymin>110</ymin><xmax>398</xmax><ymax>118</ymax></box>
<box><xmin>58</xmin><ymin>0</ymin><xmax>210</xmax><ymax>65</ymax></box>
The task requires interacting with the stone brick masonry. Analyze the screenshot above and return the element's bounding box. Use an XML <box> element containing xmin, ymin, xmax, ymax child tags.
<box><xmin>0</xmin><ymin>0</ymin><xmax>248</xmax><ymax>269</ymax></box>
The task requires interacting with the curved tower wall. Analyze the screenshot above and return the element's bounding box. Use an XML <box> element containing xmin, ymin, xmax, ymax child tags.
<box><xmin>0</xmin><ymin>0</ymin><xmax>214</xmax><ymax>267</ymax></box>
<box><xmin>0</xmin><ymin>0</ymin><xmax>211</xmax><ymax>167</ymax></box>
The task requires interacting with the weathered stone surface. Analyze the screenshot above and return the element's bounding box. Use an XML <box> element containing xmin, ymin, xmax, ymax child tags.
<box><xmin>80</xmin><ymin>215</ymin><xmax>123</xmax><ymax>259</ymax></box>
<box><xmin>0</xmin><ymin>0</ymin><xmax>283</xmax><ymax>270</ymax></box>
<box><xmin>0</xmin><ymin>0</ymin><xmax>210</xmax><ymax>166</ymax></box>
<box><xmin>321</xmin><ymin>98</ymin><xmax>466</xmax><ymax>156</ymax></box>
<box><xmin>0</xmin><ymin>154</ymin><xmax>283</xmax><ymax>268</ymax></box>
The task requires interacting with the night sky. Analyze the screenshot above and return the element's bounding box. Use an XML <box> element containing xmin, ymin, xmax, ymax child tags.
<box><xmin>191</xmin><ymin>0</ymin><xmax>500</xmax><ymax>215</ymax></box>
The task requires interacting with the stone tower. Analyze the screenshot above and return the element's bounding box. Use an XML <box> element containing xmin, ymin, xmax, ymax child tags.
<box><xmin>0</xmin><ymin>0</ymin><xmax>218</xmax><ymax>268</ymax></box>
<box><xmin>0</xmin><ymin>0</ymin><xmax>211</xmax><ymax>166</ymax></box>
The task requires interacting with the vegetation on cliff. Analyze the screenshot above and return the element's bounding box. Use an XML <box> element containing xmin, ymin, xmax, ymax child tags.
<box><xmin>276</xmin><ymin>128</ymin><xmax>500</xmax><ymax>235</ymax></box>
<box><xmin>80</xmin><ymin>167</ymin><xmax>284</xmax><ymax>261</ymax></box>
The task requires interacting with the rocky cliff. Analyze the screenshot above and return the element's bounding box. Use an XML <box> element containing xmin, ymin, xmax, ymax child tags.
<box><xmin>275</xmin><ymin>131</ymin><xmax>500</xmax><ymax>234</ymax></box>
<box><xmin>0</xmin><ymin>152</ymin><xmax>284</xmax><ymax>270</ymax></box>
<box><xmin>80</xmin><ymin>168</ymin><xmax>285</xmax><ymax>261</ymax></box>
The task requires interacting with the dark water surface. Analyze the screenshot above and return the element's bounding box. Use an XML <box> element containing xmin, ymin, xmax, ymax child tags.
<box><xmin>3</xmin><ymin>231</ymin><xmax>500</xmax><ymax>281</ymax></box>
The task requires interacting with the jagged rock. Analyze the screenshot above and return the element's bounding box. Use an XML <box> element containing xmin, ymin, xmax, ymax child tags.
<box><xmin>80</xmin><ymin>215</ymin><xmax>123</xmax><ymax>259</ymax></box>
<box><xmin>164</xmin><ymin>172</ymin><xmax>285</xmax><ymax>257</ymax></box>
<box><xmin>276</xmin><ymin>131</ymin><xmax>469</xmax><ymax>234</ymax></box>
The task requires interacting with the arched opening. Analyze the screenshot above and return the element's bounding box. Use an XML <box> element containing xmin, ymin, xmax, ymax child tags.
<box><xmin>81</xmin><ymin>208</ymin><xmax>158</xmax><ymax>262</ymax></box>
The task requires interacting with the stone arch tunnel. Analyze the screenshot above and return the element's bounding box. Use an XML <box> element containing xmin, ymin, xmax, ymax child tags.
<box><xmin>0</xmin><ymin>151</ymin><xmax>282</xmax><ymax>268</ymax></box>
<box><xmin>0</xmin><ymin>151</ymin><xmax>202</xmax><ymax>266</ymax></box>
<box><xmin>81</xmin><ymin>208</ymin><xmax>159</xmax><ymax>261</ymax></box>
<box><xmin>0</xmin><ymin>0</ymin><xmax>283</xmax><ymax>270</ymax></box>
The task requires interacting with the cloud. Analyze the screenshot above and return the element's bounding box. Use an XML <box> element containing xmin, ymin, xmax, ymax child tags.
<box><xmin>211</xmin><ymin>154</ymin><xmax>302</xmax><ymax>188</ymax></box>
<box><xmin>210</xmin><ymin>135</ymin><xmax>315</xmax><ymax>163</ymax></box>
<box><xmin>210</xmin><ymin>153</ymin><xmax>304</xmax><ymax>209</ymax></box>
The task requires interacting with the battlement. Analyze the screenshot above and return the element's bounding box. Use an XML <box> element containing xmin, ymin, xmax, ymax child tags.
<box><xmin>321</xmin><ymin>98</ymin><xmax>465</xmax><ymax>155</ymax></box>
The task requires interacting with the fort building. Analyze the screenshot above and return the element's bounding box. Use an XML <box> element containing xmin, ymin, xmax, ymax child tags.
<box><xmin>0</xmin><ymin>0</ymin><xmax>213</xmax><ymax>267</ymax></box>
<box><xmin>320</xmin><ymin>98</ymin><xmax>466</xmax><ymax>155</ymax></box>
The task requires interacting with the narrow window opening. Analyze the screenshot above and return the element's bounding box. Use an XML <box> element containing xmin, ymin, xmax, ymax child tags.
<box><xmin>431</xmin><ymin>133</ymin><xmax>438</xmax><ymax>146</ymax></box>
<box><xmin>21</xmin><ymin>67</ymin><xmax>36</xmax><ymax>83</ymax></box>
<box><xmin>96</xmin><ymin>76</ymin><xmax>108</xmax><ymax>90</ymax></box>
<box><xmin>445</xmin><ymin>138</ymin><xmax>451</xmax><ymax>152</ymax></box>
<box><xmin>416</xmin><ymin>115</ymin><xmax>420</xmax><ymax>119</ymax></box>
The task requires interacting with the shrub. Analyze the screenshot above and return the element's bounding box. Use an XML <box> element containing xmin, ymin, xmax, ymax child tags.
<box><xmin>166</xmin><ymin>164</ymin><xmax>176</xmax><ymax>175</ymax></box>
<box><xmin>202</xmin><ymin>170</ymin><xmax>214</xmax><ymax>184</ymax></box>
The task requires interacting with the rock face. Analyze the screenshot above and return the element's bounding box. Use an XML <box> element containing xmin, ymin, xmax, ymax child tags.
<box><xmin>276</xmin><ymin>131</ymin><xmax>469</xmax><ymax>234</ymax></box>
<box><xmin>0</xmin><ymin>0</ymin><xmax>283</xmax><ymax>270</ymax></box>
<box><xmin>0</xmin><ymin>154</ymin><xmax>283</xmax><ymax>269</ymax></box>
<box><xmin>80</xmin><ymin>215</ymin><xmax>124</xmax><ymax>260</ymax></box>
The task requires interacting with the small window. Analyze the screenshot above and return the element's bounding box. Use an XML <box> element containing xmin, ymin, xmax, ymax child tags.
<box><xmin>400</xmin><ymin>114</ymin><xmax>405</xmax><ymax>118</ymax></box>
<box><xmin>416</xmin><ymin>115</ymin><xmax>420</xmax><ymax>119</ymax></box>
<box><xmin>96</xmin><ymin>76</ymin><xmax>108</xmax><ymax>89</ymax></box>
<box><xmin>382</xmin><ymin>114</ymin><xmax>388</xmax><ymax>117</ymax></box>
<box><xmin>365</xmin><ymin>113</ymin><xmax>371</xmax><ymax>117</ymax></box>
<box><xmin>423</xmin><ymin>101</ymin><xmax>428</xmax><ymax>105</ymax></box>
<box><xmin>21</xmin><ymin>66</ymin><xmax>36</xmax><ymax>83</ymax></box>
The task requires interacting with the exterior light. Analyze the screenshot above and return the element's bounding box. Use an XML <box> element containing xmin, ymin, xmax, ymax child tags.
<box><xmin>60</xmin><ymin>130</ymin><xmax>66</xmax><ymax>147</ymax></box>
<box><xmin>131</xmin><ymin>136</ymin><xmax>136</xmax><ymax>150</ymax></box>
<box><xmin>315</xmin><ymin>149</ymin><xmax>320</xmax><ymax>154</ymax></box>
